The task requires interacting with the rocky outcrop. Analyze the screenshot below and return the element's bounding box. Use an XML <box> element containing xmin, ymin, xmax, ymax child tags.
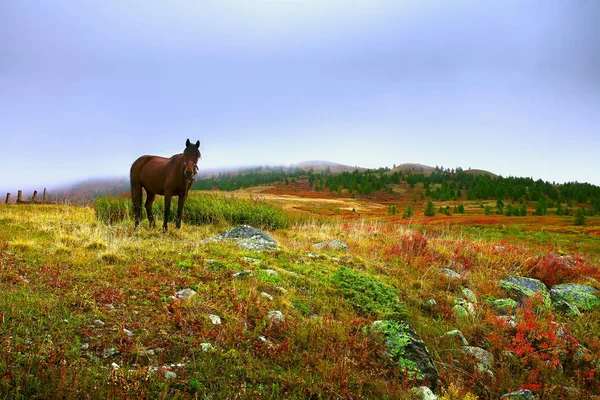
<box><xmin>550</xmin><ymin>283</ymin><xmax>600</xmax><ymax>312</ymax></box>
<box><xmin>368</xmin><ymin>320</ymin><xmax>439</xmax><ymax>391</ymax></box>
<box><xmin>312</xmin><ymin>239</ymin><xmax>349</xmax><ymax>251</ymax></box>
<box><xmin>207</xmin><ymin>225</ymin><xmax>278</xmax><ymax>251</ymax></box>
<box><xmin>500</xmin><ymin>277</ymin><xmax>551</xmax><ymax>306</ymax></box>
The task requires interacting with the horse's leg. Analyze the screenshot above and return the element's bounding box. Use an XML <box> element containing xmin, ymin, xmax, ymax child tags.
<box><xmin>163</xmin><ymin>190</ymin><xmax>172</xmax><ymax>232</ymax></box>
<box><xmin>131</xmin><ymin>182</ymin><xmax>143</xmax><ymax>229</ymax></box>
<box><xmin>175</xmin><ymin>193</ymin><xmax>187</xmax><ymax>229</ymax></box>
<box><xmin>145</xmin><ymin>191</ymin><xmax>156</xmax><ymax>228</ymax></box>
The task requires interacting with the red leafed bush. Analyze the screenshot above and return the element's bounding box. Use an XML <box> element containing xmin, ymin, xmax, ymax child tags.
<box><xmin>525</xmin><ymin>253</ymin><xmax>597</xmax><ymax>286</ymax></box>
<box><xmin>388</xmin><ymin>231</ymin><xmax>428</xmax><ymax>258</ymax></box>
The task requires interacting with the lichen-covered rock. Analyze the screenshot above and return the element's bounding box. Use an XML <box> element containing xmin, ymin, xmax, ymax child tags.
<box><xmin>208</xmin><ymin>225</ymin><xmax>278</xmax><ymax>251</ymax></box>
<box><xmin>552</xmin><ymin>300</ymin><xmax>582</xmax><ymax>316</ymax></box>
<box><xmin>411</xmin><ymin>385</ymin><xmax>438</xmax><ymax>400</ymax></box>
<box><xmin>461</xmin><ymin>346</ymin><xmax>494</xmax><ymax>374</ymax></box>
<box><xmin>312</xmin><ymin>239</ymin><xmax>349</xmax><ymax>251</ymax></box>
<box><xmin>488</xmin><ymin>298</ymin><xmax>518</xmax><ymax>315</ymax></box>
<box><xmin>500</xmin><ymin>276</ymin><xmax>551</xmax><ymax>306</ymax></box>
<box><xmin>550</xmin><ymin>283</ymin><xmax>600</xmax><ymax>312</ymax></box>
<box><xmin>440</xmin><ymin>268</ymin><xmax>461</xmax><ymax>279</ymax></box>
<box><xmin>368</xmin><ymin>320</ymin><xmax>439</xmax><ymax>390</ymax></box>
<box><xmin>454</xmin><ymin>298</ymin><xmax>475</xmax><ymax>318</ymax></box>
<box><xmin>268</xmin><ymin>310</ymin><xmax>284</xmax><ymax>323</ymax></box>
<box><xmin>233</xmin><ymin>270</ymin><xmax>254</xmax><ymax>279</ymax></box>
<box><xmin>176</xmin><ymin>288</ymin><xmax>197</xmax><ymax>299</ymax></box>
<box><xmin>462</xmin><ymin>288</ymin><xmax>477</xmax><ymax>304</ymax></box>
<box><xmin>501</xmin><ymin>389</ymin><xmax>535</xmax><ymax>399</ymax></box>
<box><xmin>441</xmin><ymin>330</ymin><xmax>469</xmax><ymax>346</ymax></box>
<box><xmin>453</xmin><ymin>304</ymin><xmax>470</xmax><ymax>319</ymax></box>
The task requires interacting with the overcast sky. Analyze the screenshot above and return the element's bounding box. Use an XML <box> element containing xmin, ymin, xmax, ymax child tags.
<box><xmin>1</xmin><ymin>0</ymin><xmax>599</xmax><ymax>193</ymax></box>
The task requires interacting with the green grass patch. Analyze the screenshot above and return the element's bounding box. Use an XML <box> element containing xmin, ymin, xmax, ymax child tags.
<box><xmin>331</xmin><ymin>267</ymin><xmax>406</xmax><ymax>319</ymax></box>
<box><xmin>94</xmin><ymin>193</ymin><xmax>291</xmax><ymax>229</ymax></box>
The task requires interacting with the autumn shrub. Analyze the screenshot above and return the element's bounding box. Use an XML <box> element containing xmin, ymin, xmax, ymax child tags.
<box><xmin>388</xmin><ymin>231</ymin><xmax>428</xmax><ymax>259</ymax></box>
<box><xmin>524</xmin><ymin>253</ymin><xmax>597</xmax><ymax>287</ymax></box>
<box><xmin>486</xmin><ymin>295</ymin><xmax>581</xmax><ymax>394</ymax></box>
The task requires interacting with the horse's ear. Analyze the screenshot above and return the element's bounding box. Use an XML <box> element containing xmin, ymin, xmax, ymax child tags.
<box><xmin>195</xmin><ymin>140</ymin><xmax>200</xmax><ymax>149</ymax></box>
<box><xmin>186</xmin><ymin>138</ymin><xmax>191</xmax><ymax>147</ymax></box>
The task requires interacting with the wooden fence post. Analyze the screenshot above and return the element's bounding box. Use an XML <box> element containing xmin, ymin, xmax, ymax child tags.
<box><xmin>5</xmin><ymin>193</ymin><xmax>10</xmax><ymax>204</ymax></box>
<box><xmin>17</xmin><ymin>190</ymin><xmax>22</xmax><ymax>204</ymax></box>
<box><xmin>43</xmin><ymin>188</ymin><xmax>47</xmax><ymax>203</ymax></box>
<box><xmin>32</xmin><ymin>190</ymin><xmax>38</xmax><ymax>203</ymax></box>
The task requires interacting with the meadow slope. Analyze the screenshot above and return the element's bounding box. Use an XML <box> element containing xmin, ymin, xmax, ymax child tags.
<box><xmin>1</xmin><ymin>193</ymin><xmax>599</xmax><ymax>399</ymax></box>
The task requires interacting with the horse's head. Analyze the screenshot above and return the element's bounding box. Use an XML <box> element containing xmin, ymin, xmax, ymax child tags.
<box><xmin>183</xmin><ymin>139</ymin><xmax>201</xmax><ymax>183</ymax></box>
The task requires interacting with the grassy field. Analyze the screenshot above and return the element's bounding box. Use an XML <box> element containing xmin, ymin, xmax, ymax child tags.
<box><xmin>1</xmin><ymin>191</ymin><xmax>599</xmax><ymax>399</ymax></box>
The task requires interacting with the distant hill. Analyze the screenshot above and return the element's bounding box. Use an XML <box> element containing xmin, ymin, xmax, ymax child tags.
<box><xmin>295</xmin><ymin>160</ymin><xmax>365</xmax><ymax>173</ymax></box>
<box><xmin>50</xmin><ymin>177</ymin><xmax>129</xmax><ymax>204</ymax></box>
<box><xmin>45</xmin><ymin>161</ymin><xmax>501</xmax><ymax>204</ymax></box>
<box><xmin>463</xmin><ymin>168</ymin><xmax>497</xmax><ymax>178</ymax></box>
<box><xmin>389</xmin><ymin>163</ymin><xmax>436</xmax><ymax>175</ymax></box>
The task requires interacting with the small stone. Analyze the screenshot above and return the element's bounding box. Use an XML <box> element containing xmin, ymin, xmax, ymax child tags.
<box><xmin>462</xmin><ymin>288</ymin><xmax>477</xmax><ymax>304</ymax></box>
<box><xmin>176</xmin><ymin>288</ymin><xmax>197</xmax><ymax>299</ymax></box>
<box><xmin>163</xmin><ymin>370</ymin><xmax>177</xmax><ymax>380</ymax></box>
<box><xmin>426</xmin><ymin>299</ymin><xmax>437</xmax><ymax>308</ymax></box>
<box><xmin>441</xmin><ymin>330</ymin><xmax>469</xmax><ymax>346</ymax></box>
<box><xmin>200</xmin><ymin>343</ymin><xmax>213</xmax><ymax>352</ymax></box>
<box><xmin>453</xmin><ymin>304</ymin><xmax>470</xmax><ymax>319</ymax></box>
<box><xmin>139</xmin><ymin>349</ymin><xmax>155</xmax><ymax>357</ymax></box>
<box><xmin>80</xmin><ymin>343</ymin><xmax>89</xmax><ymax>350</ymax></box>
<box><xmin>501</xmin><ymin>389</ymin><xmax>535</xmax><ymax>399</ymax></box>
<box><xmin>261</xmin><ymin>292</ymin><xmax>274</xmax><ymax>301</ymax></box>
<box><xmin>94</xmin><ymin>319</ymin><xmax>105</xmax><ymax>326</ymax></box>
<box><xmin>268</xmin><ymin>310</ymin><xmax>284</xmax><ymax>323</ymax></box>
<box><xmin>233</xmin><ymin>270</ymin><xmax>254</xmax><ymax>279</ymax></box>
<box><xmin>123</xmin><ymin>328</ymin><xmax>133</xmax><ymax>337</ymax></box>
<box><xmin>411</xmin><ymin>385</ymin><xmax>438</xmax><ymax>400</ymax></box>
<box><xmin>276</xmin><ymin>287</ymin><xmax>288</xmax><ymax>294</ymax></box>
<box><xmin>243</xmin><ymin>257</ymin><xmax>262</xmax><ymax>265</ymax></box>
<box><xmin>496</xmin><ymin>315</ymin><xmax>517</xmax><ymax>328</ymax></box>
<box><xmin>208</xmin><ymin>314</ymin><xmax>221</xmax><ymax>325</ymax></box>
<box><xmin>261</xmin><ymin>269</ymin><xmax>278</xmax><ymax>275</ymax></box>
<box><xmin>462</xmin><ymin>346</ymin><xmax>494</xmax><ymax>373</ymax></box>
<box><xmin>440</xmin><ymin>268</ymin><xmax>461</xmax><ymax>279</ymax></box>
<box><xmin>489</xmin><ymin>298</ymin><xmax>518</xmax><ymax>315</ymax></box>
<box><xmin>103</xmin><ymin>348</ymin><xmax>119</xmax><ymax>358</ymax></box>
<box><xmin>312</xmin><ymin>240</ymin><xmax>349</xmax><ymax>251</ymax></box>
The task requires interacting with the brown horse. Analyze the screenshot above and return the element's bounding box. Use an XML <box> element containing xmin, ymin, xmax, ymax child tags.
<box><xmin>130</xmin><ymin>139</ymin><xmax>201</xmax><ymax>231</ymax></box>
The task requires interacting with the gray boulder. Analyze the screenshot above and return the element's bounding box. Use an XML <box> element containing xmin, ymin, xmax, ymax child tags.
<box><xmin>500</xmin><ymin>277</ymin><xmax>551</xmax><ymax>306</ymax></box>
<box><xmin>208</xmin><ymin>225</ymin><xmax>278</xmax><ymax>251</ymax></box>
<box><xmin>462</xmin><ymin>346</ymin><xmax>494</xmax><ymax>374</ymax></box>
<box><xmin>312</xmin><ymin>239</ymin><xmax>349</xmax><ymax>252</ymax></box>
<box><xmin>488</xmin><ymin>298</ymin><xmax>518</xmax><ymax>315</ymax></box>
<box><xmin>411</xmin><ymin>386</ymin><xmax>438</xmax><ymax>400</ymax></box>
<box><xmin>368</xmin><ymin>320</ymin><xmax>439</xmax><ymax>390</ymax></box>
<box><xmin>440</xmin><ymin>268</ymin><xmax>461</xmax><ymax>279</ymax></box>
<box><xmin>501</xmin><ymin>389</ymin><xmax>535</xmax><ymax>399</ymax></box>
<box><xmin>550</xmin><ymin>283</ymin><xmax>600</xmax><ymax>312</ymax></box>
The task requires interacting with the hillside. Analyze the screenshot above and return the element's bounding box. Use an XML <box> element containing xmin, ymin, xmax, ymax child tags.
<box><xmin>1</xmin><ymin>195</ymin><xmax>599</xmax><ymax>399</ymax></box>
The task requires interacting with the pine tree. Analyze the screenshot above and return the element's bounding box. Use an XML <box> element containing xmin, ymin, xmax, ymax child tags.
<box><xmin>424</xmin><ymin>201</ymin><xmax>436</xmax><ymax>217</ymax></box>
<box><xmin>574</xmin><ymin>207</ymin><xmax>586</xmax><ymax>226</ymax></box>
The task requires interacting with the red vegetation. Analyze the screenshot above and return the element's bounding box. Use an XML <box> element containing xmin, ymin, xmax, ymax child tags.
<box><xmin>487</xmin><ymin>295</ymin><xmax>582</xmax><ymax>394</ymax></box>
<box><xmin>388</xmin><ymin>231</ymin><xmax>428</xmax><ymax>258</ymax></box>
<box><xmin>524</xmin><ymin>253</ymin><xmax>598</xmax><ymax>287</ymax></box>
